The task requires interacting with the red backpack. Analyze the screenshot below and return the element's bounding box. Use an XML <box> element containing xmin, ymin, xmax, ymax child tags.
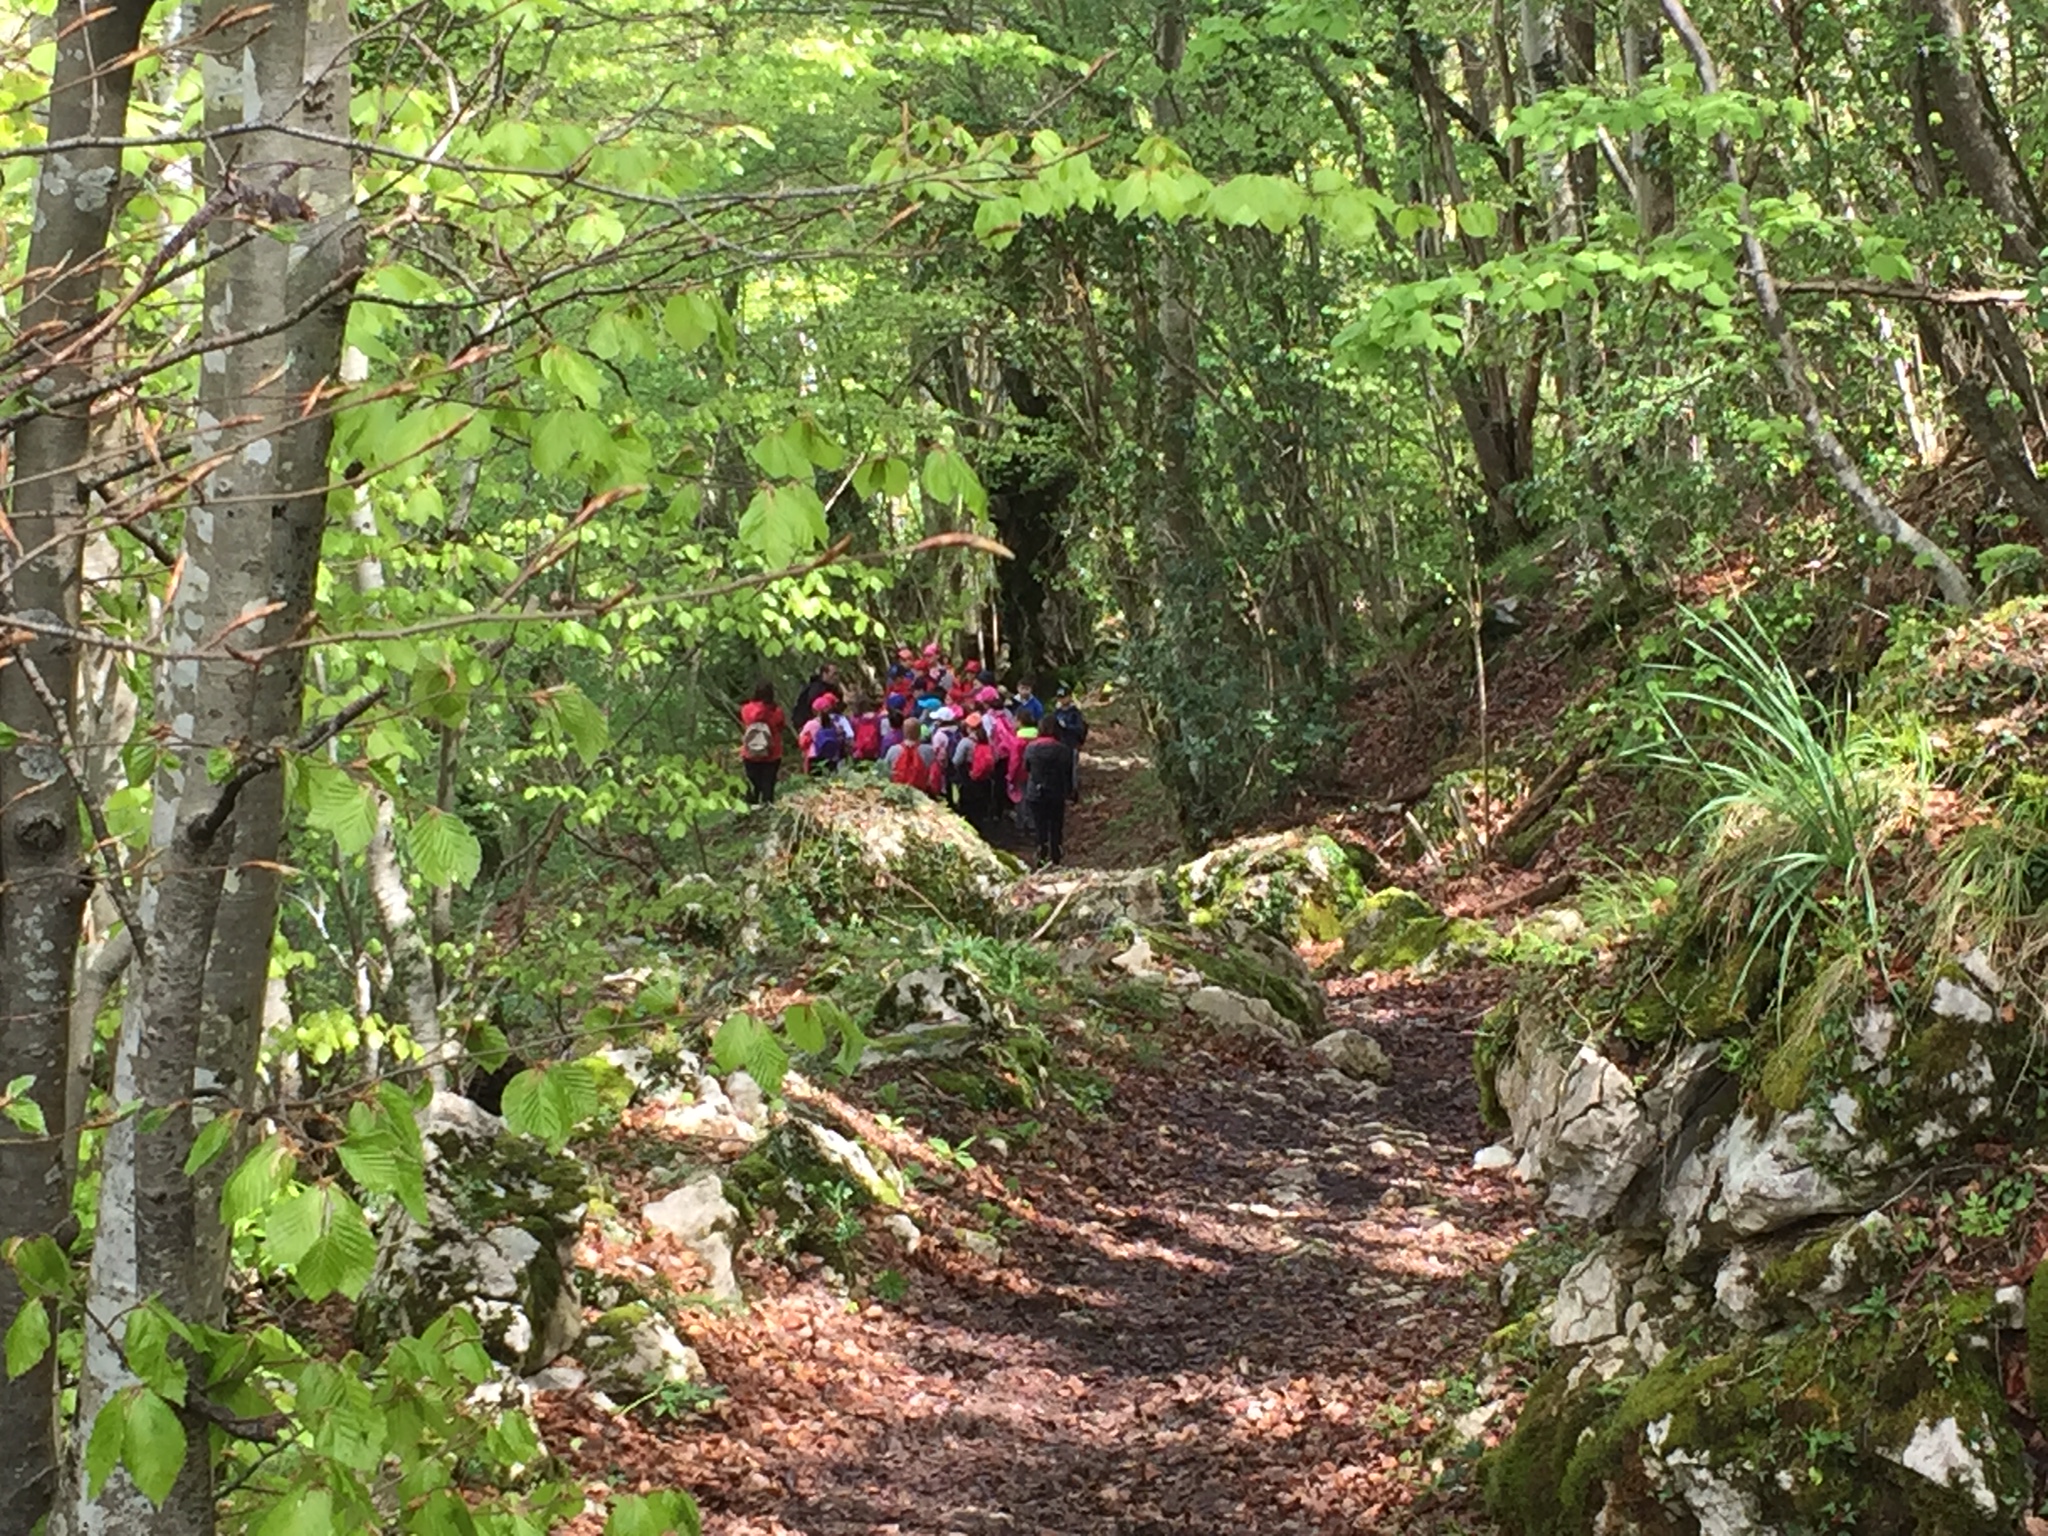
<box><xmin>852</xmin><ymin>713</ymin><xmax>883</xmax><ymax>760</ymax></box>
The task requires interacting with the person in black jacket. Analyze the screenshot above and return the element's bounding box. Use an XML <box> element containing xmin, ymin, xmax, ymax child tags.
<box><xmin>791</xmin><ymin>661</ymin><xmax>841</xmax><ymax>728</ymax></box>
<box><xmin>1022</xmin><ymin>729</ymin><xmax>1078</xmax><ymax>865</ymax></box>
<box><xmin>1048</xmin><ymin>687</ymin><xmax>1088</xmax><ymax>804</ymax></box>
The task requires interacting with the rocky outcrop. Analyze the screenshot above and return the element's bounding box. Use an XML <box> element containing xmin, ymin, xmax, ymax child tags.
<box><xmin>358</xmin><ymin>1093</ymin><xmax>589</xmax><ymax>1372</ymax></box>
<box><xmin>578</xmin><ymin>1301</ymin><xmax>707</xmax><ymax>1399</ymax></box>
<box><xmin>643</xmin><ymin>1170</ymin><xmax>742</xmax><ymax>1302</ymax></box>
<box><xmin>1175</xmin><ymin>830</ymin><xmax>1375</xmax><ymax>944</ymax></box>
<box><xmin>760</xmin><ymin>780</ymin><xmax>1017</xmax><ymax>928</ymax></box>
<box><xmin>1480</xmin><ymin>953</ymin><xmax>2038</xmax><ymax>1535</ymax></box>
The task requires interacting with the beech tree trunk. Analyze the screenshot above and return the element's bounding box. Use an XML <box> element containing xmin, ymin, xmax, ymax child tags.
<box><xmin>71</xmin><ymin>0</ymin><xmax>360</xmax><ymax>1528</ymax></box>
<box><xmin>0</xmin><ymin>4</ymin><xmax>154</xmax><ymax>1528</ymax></box>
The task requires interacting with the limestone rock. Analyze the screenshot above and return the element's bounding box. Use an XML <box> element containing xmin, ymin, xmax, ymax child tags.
<box><xmin>358</xmin><ymin>1092</ymin><xmax>589</xmax><ymax>1373</ymax></box>
<box><xmin>763</xmin><ymin>780</ymin><xmax>1016</xmax><ymax>927</ymax></box>
<box><xmin>1933</xmin><ymin>976</ymin><xmax>1995</xmax><ymax>1026</ymax></box>
<box><xmin>865</xmin><ymin>964</ymin><xmax>1007</xmax><ymax>1063</ymax></box>
<box><xmin>579</xmin><ymin>1302</ymin><xmax>706</xmax><ymax>1398</ymax></box>
<box><xmin>1717</xmin><ymin>1107</ymin><xmax>1860</xmax><ymax>1238</ymax></box>
<box><xmin>1551</xmin><ymin>1248</ymin><xmax>1626</xmax><ymax>1348</ymax></box>
<box><xmin>657</xmin><ymin>1074</ymin><xmax>760</xmax><ymax>1143</ymax></box>
<box><xmin>1883</xmin><ymin>1416</ymin><xmax>1998</xmax><ymax>1516</ymax></box>
<box><xmin>1016</xmin><ymin>866</ymin><xmax>1174</xmax><ymax>938</ymax></box>
<box><xmin>1472</xmin><ymin>1143</ymin><xmax>1517</xmax><ymax>1172</ymax></box>
<box><xmin>1175</xmin><ymin>830</ymin><xmax>1374</xmax><ymax>944</ymax></box>
<box><xmin>1185</xmin><ymin>985</ymin><xmax>1301</xmax><ymax>1044</ymax></box>
<box><xmin>1309</xmin><ymin>1028</ymin><xmax>1393</xmax><ymax>1083</ymax></box>
<box><xmin>801</xmin><ymin>1120</ymin><xmax>904</xmax><ymax>1207</ymax></box>
<box><xmin>643</xmin><ymin>1170</ymin><xmax>742</xmax><ymax>1302</ymax></box>
<box><xmin>1499</xmin><ymin>1040</ymin><xmax>1658</xmax><ymax>1222</ymax></box>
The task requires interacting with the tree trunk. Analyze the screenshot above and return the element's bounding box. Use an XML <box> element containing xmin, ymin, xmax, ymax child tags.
<box><xmin>1909</xmin><ymin>0</ymin><xmax>2045</xmax><ymax>269</ymax></box>
<box><xmin>0</xmin><ymin>4</ymin><xmax>153</xmax><ymax>1528</ymax></box>
<box><xmin>1661</xmin><ymin>0</ymin><xmax>1974</xmax><ymax>608</ymax></box>
<box><xmin>72</xmin><ymin>0</ymin><xmax>359</xmax><ymax>1527</ymax></box>
<box><xmin>1622</xmin><ymin>19</ymin><xmax>1676</xmax><ymax>237</ymax></box>
<box><xmin>192</xmin><ymin>0</ymin><xmax>360</xmax><ymax>1302</ymax></box>
<box><xmin>347</xmin><ymin>477</ymin><xmax>448</xmax><ymax>1086</ymax></box>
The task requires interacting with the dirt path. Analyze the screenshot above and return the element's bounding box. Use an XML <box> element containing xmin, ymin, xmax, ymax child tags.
<box><xmin>546</xmin><ymin>962</ymin><xmax>1533</xmax><ymax>1534</ymax></box>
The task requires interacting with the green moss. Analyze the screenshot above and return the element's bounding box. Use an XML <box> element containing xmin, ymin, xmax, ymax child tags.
<box><xmin>1341</xmin><ymin>887</ymin><xmax>1450</xmax><ymax>972</ymax></box>
<box><xmin>1486</xmin><ymin>1287</ymin><xmax>2027</xmax><ymax>1536</ymax></box>
<box><xmin>1474</xmin><ymin>1001</ymin><xmax>1519</xmax><ymax>1130</ymax></box>
<box><xmin>1146</xmin><ymin>929</ymin><xmax>1321</xmax><ymax>1034</ymax></box>
<box><xmin>1175</xmin><ymin>830</ymin><xmax>1372</xmax><ymax>944</ymax></box>
<box><xmin>1758</xmin><ymin>1013</ymin><xmax>1827</xmax><ymax>1113</ymax></box>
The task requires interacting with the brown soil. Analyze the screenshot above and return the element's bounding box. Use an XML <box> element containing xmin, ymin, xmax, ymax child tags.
<box><xmin>541</xmin><ymin>962</ymin><xmax>1532</xmax><ymax>1535</ymax></box>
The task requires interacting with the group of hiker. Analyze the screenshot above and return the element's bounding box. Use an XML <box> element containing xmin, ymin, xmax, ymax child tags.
<box><xmin>738</xmin><ymin>643</ymin><xmax>1089</xmax><ymax>865</ymax></box>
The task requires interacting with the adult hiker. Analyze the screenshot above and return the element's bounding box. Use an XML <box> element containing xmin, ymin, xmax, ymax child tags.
<box><xmin>799</xmin><ymin>692</ymin><xmax>851</xmax><ymax>775</ymax></box>
<box><xmin>1022</xmin><ymin>724</ymin><xmax>1078</xmax><ymax>865</ymax></box>
<box><xmin>960</xmin><ymin>716</ymin><xmax>1000</xmax><ymax>833</ymax></box>
<box><xmin>793</xmin><ymin>661</ymin><xmax>841</xmax><ymax>726</ymax></box>
<box><xmin>1050</xmin><ymin>687</ymin><xmax>1089</xmax><ymax>801</ymax></box>
<box><xmin>738</xmin><ymin>680</ymin><xmax>786</xmax><ymax>806</ymax></box>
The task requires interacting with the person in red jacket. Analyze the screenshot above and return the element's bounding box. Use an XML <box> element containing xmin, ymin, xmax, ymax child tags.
<box><xmin>738</xmin><ymin>680</ymin><xmax>786</xmax><ymax>805</ymax></box>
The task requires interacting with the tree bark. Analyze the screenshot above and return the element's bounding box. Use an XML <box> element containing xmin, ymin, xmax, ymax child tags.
<box><xmin>1909</xmin><ymin>0</ymin><xmax>2045</xmax><ymax>269</ymax></box>
<box><xmin>72</xmin><ymin>0</ymin><xmax>359</xmax><ymax>1528</ymax></box>
<box><xmin>1660</xmin><ymin>0</ymin><xmax>1974</xmax><ymax>608</ymax></box>
<box><xmin>192</xmin><ymin>0</ymin><xmax>361</xmax><ymax>1304</ymax></box>
<box><xmin>0</xmin><ymin>4</ymin><xmax>153</xmax><ymax>1528</ymax></box>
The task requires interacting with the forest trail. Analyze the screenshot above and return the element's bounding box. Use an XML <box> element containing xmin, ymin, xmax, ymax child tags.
<box><xmin>544</xmin><ymin>947</ymin><xmax>1534</xmax><ymax>1533</ymax></box>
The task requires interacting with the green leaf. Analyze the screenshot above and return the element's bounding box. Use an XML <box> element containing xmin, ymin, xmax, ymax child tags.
<box><xmin>540</xmin><ymin>345</ymin><xmax>607</xmax><ymax>410</ymax></box>
<box><xmin>500</xmin><ymin>1062</ymin><xmax>600</xmax><ymax>1151</ymax></box>
<box><xmin>782</xmin><ymin>1003</ymin><xmax>827</xmax><ymax>1055</ymax></box>
<box><xmin>1458</xmin><ymin>199</ymin><xmax>1500</xmax><ymax>239</ymax></box>
<box><xmin>183</xmin><ymin>1112</ymin><xmax>238</xmax><ymax>1176</ymax></box>
<box><xmin>9</xmin><ymin>1235</ymin><xmax>70</xmax><ymax>1298</ymax></box>
<box><xmin>263</xmin><ymin>1185</ymin><xmax>377</xmax><ymax>1301</ymax></box>
<box><xmin>709</xmin><ymin>1014</ymin><xmax>760</xmax><ymax>1078</ymax></box>
<box><xmin>5</xmin><ymin>1297</ymin><xmax>51</xmax><ymax>1379</ymax></box>
<box><xmin>257</xmin><ymin>1488</ymin><xmax>336</xmax><ymax>1536</ymax></box>
<box><xmin>606</xmin><ymin>1490</ymin><xmax>702</xmax><ymax>1536</ymax></box>
<box><xmin>749</xmin><ymin>425</ymin><xmax>812</xmax><ymax>480</ymax></box>
<box><xmin>409</xmin><ymin>807</ymin><xmax>484</xmax><ymax>889</ymax></box>
<box><xmin>220</xmin><ymin>1136</ymin><xmax>296</xmax><ymax>1227</ymax></box>
<box><xmin>661</xmin><ymin>291</ymin><xmax>724</xmax><ymax>353</ymax></box>
<box><xmin>302</xmin><ymin>760</ymin><xmax>377</xmax><ymax>858</ymax></box>
<box><xmin>121</xmin><ymin>1304</ymin><xmax>186</xmax><ymax>1402</ymax></box>
<box><xmin>921</xmin><ymin>447</ymin><xmax>986</xmax><ymax>514</ymax></box>
<box><xmin>122</xmin><ymin>1388</ymin><xmax>188</xmax><ymax>1507</ymax></box>
<box><xmin>539</xmin><ymin>684</ymin><xmax>609</xmax><ymax>766</ymax></box>
<box><xmin>85</xmin><ymin>1394</ymin><xmax>125</xmax><ymax>1496</ymax></box>
<box><xmin>737</xmin><ymin>482</ymin><xmax>828</xmax><ymax>566</ymax></box>
<box><xmin>3</xmin><ymin>1094</ymin><xmax>46</xmax><ymax>1136</ymax></box>
<box><xmin>973</xmin><ymin>194</ymin><xmax>1024</xmax><ymax>249</ymax></box>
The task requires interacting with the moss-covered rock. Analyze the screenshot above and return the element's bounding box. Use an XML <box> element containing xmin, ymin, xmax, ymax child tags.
<box><xmin>1336</xmin><ymin>887</ymin><xmax>1503</xmax><ymax>974</ymax></box>
<box><xmin>1485</xmin><ymin>1288</ymin><xmax>2029</xmax><ymax>1536</ymax></box>
<box><xmin>358</xmin><ymin>1093</ymin><xmax>591</xmax><ymax>1373</ymax></box>
<box><xmin>1144</xmin><ymin>928</ymin><xmax>1325</xmax><ymax>1034</ymax></box>
<box><xmin>727</xmin><ymin>1116</ymin><xmax>905</xmax><ymax>1271</ymax></box>
<box><xmin>1175</xmin><ymin>830</ymin><xmax>1374</xmax><ymax>943</ymax></box>
<box><xmin>759</xmin><ymin>780</ymin><xmax>1017</xmax><ymax>929</ymax></box>
<box><xmin>578</xmin><ymin>1301</ymin><xmax>706</xmax><ymax>1398</ymax></box>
